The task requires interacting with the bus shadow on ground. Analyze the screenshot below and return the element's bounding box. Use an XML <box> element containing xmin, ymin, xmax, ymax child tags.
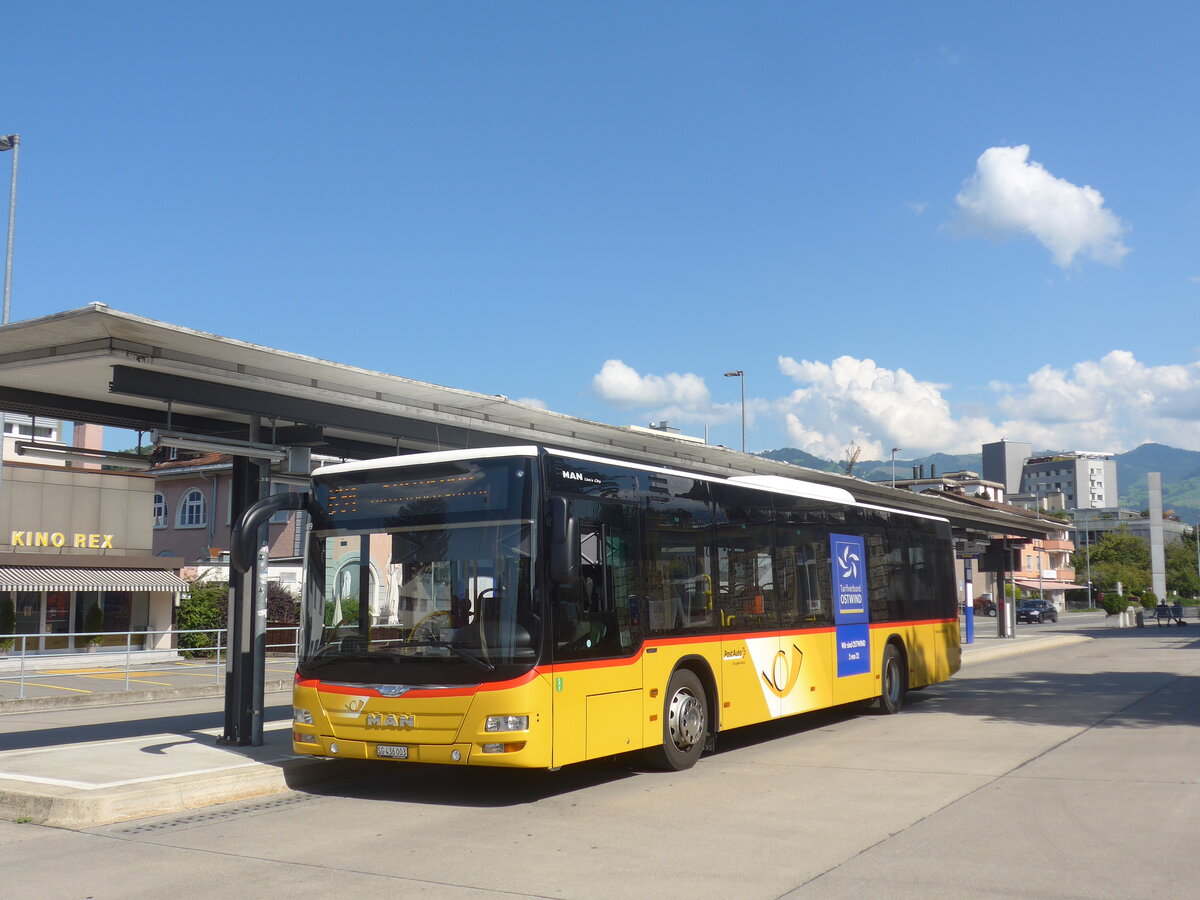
<box><xmin>304</xmin><ymin>755</ymin><xmax>641</xmax><ymax>808</ymax></box>
<box><xmin>303</xmin><ymin>706</ymin><xmax>868</xmax><ymax>808</ymax></box>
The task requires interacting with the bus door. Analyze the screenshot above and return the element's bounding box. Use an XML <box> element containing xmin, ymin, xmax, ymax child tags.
<box><xmin>713</xmin><ymin>485</ymin><xmax>783</xmax><ymax>727</ymax></box>
<box><xmin>549</xmin><ymin>499</ymin><xmax>643</xmax><ymax>766</ymax></box>
<box><xmin>773</xmin><ymin>504</ymin><xmax>837</xmax><ymax>716</ymax></box>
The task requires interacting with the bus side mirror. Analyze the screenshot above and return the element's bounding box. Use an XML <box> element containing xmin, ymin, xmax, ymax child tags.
<box><xmin>549</xmin><ymin>496</ymin><xmax>579</xmax><ymax>585</ymax></box>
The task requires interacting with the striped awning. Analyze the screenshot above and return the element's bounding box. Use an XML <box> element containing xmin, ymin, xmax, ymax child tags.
<box><xmin>1014</xmin><ymin>578</ymin><xmax>1079</xmax><ymax>591</ymax></box>
<box><xmin>0</xmin><ymin>566</ymin><xmax>189</xmax><ymax>592</ymax></box>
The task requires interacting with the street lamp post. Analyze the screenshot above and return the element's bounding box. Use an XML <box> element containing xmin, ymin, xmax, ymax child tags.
<box><xmin>723</xmin><ymin>370</ymin><xmax>745</xmax><ymax>453</ymax></box>
<box><xmin>1</xmin><ymin>133</ymin><xmax>18</xmax><ymax>326</ymax></box>
<box><xmin>891</xmin><ymin>447</ymin><xmax>901</xmax><ymax>488</ymax></box>
<box><xmin>0</xmin><ymin>134</ymin><xmax>18</xmax><ymax>537</ymax></box>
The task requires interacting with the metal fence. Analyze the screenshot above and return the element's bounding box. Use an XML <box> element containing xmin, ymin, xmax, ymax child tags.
<box><xmin>0</xmin><ymin>626</ymin><xmax>299</xmax><ymax>699</ymax></box>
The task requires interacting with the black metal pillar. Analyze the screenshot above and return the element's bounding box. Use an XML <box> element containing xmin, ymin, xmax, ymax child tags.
<box><xmin>220</xmin><ymin>453</ymin><xmax>269</xmax><ymax>745</ymax></box>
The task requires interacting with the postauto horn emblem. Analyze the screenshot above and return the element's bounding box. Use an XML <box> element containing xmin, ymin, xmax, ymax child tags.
<box><xmin>761</xmin><ymin>644</ymin><xmax>804</xmax><ymax>698</ymax></box>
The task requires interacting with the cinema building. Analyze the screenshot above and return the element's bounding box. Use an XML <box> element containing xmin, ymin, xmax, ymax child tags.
<box><xmin>0</xmin><ymin>428</ymin><xmax>187</xmax><ymax>656</ymax></box>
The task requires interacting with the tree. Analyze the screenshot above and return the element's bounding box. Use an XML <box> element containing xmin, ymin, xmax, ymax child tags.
<box><xmin>1077</xmin><ymin>528</ymin><xmax>1151</xmax><ymax>597</ymax></box>
<box><xmin>1165</xmin><ymin>535</ymin><xmax>1200</xmax><ymax>599</ymax></box>
<box><xmin>266</xmin><ymin>582</ymin><xmax>300</xmax><ymax>625</ymax></box>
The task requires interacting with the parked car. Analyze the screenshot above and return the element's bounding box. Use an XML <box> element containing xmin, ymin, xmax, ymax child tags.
<box><xmin>1016</xmin><ymin>599</ymin><xmax>1058</xmax><ymax>624</ymax></box>
<box><xmin>974</xmin><ymin>594</ymin><xmax>998</xmax><ymax>617</ymax></box>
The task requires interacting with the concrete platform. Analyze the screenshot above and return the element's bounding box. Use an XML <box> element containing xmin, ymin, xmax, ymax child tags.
<box><xmin>0</xmin><ymin>718</ymin><xmax>371</xmax><ymax>829</ymax></box>
<box><xmin>0</xmin><ymin>630</ymin><xmax>1090</xmax><ymax>830</ymax></box>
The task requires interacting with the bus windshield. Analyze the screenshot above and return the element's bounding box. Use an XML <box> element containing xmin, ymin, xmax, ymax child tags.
<box><xmin>298</xmin><ymin>456</ymin><xmax>537</xmax><ymax>685</ymax></box>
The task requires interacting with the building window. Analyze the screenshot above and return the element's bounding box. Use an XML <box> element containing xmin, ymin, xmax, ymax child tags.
<box><xmin>177</xmin><ymin>489</ymin><xmax>208</xmax><ymax>528</ymax></box>
<box><xmin>153</xmin><ymin>493</ymin><xmax>168</xmax><ymax>529</ymax></box>
<box><xmin>270</xmin><ymin>483</ymin><xmax>293</xmax><ymax>524</ymax></box>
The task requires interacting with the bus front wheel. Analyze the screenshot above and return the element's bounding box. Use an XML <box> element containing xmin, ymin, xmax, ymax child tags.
<box><xmin>647</xmin><ymin>668</ymin><xmax>707</xmax><ymax>771</ymax></box>
<box><xmin>876</xmin><ymin>644</ymin><xmax>907</xmax><ymax>715</ymax></box>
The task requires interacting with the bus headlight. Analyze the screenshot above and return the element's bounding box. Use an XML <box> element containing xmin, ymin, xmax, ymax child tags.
<box><xmin>293</xmin><ymin>708</ymin><xmax>313</xmax><ymax>725</ymax></box>
<box><xmin>484</xmin><ymin>715</ymin><xmax>528</xmax><ymax>732</ymax></box>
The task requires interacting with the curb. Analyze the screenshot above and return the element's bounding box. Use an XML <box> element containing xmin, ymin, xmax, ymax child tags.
<box><xmin>0</xmin><ymin>755</ymin><xmax>376</xmax><ymax>830</ymax></box>
<box><xmin>961</xmin><ymin>633</ymin><xmax>1091</xmax><ymax>665</ymax></box>
<box><xmin>0</xmin><ymin>681</ymin><xmax>292</xmax><ymax>715</ymax></box>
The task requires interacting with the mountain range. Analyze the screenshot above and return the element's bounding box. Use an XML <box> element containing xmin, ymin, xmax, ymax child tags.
<box><xmin>758</xmin><ymin>443</ymin><xmax>1200</xmax><ymax>524</ymax></box>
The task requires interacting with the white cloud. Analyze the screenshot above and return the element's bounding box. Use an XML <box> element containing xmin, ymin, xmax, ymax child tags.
<box><xmin>515</xmin><ymin>396</ymin><xmax>548</xmax><ymax>410</ymax></box>
<box><xmin>591</xmin><ymin>360</ymin><xmax>712</xmax><ymax>411</ymax></box>
<box><xmin>995</xmin><ymin>351</ymin><xmax>1200</xmax><ymax>449</ymax></box>
<box><xmin>954</xmin><ymin>145</ymin><xmax>1130</xmax><ymax>268</ymax></box>
<box><xmin>777</xmin><ymin>355</ymin><xmax>997</xmax><ymax>458</ymax></box>
<box><xmin>590</xmin><ymin>352</ymin><xmax>1200</xmax><ymax>459</ymax></box>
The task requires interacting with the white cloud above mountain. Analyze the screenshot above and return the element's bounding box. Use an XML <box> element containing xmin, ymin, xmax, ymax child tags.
<box><xmin>954</xmin><ymin>145</ymin><xmax>1130</xmax><ymax>268</ymax></box>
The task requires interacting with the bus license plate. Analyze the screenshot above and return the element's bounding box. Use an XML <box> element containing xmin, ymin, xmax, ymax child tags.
<box><xmin>376</xmin><ymin>744</ymin><xmax>409</xmax><ymax>759</ymax></box>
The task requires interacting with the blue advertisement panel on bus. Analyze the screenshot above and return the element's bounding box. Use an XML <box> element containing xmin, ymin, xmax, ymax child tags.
<box><xmin>830</xmin><ymin>533</ymin><xmax>870</xmax><ymax>677</ymax></box>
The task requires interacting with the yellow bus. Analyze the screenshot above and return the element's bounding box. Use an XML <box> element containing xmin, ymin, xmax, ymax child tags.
<box><xmin>284</xmin><ymin>445</ymin><xmax>960</xmax><ymax>770</ymax></box>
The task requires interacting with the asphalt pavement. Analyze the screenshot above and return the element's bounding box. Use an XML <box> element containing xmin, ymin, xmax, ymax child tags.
<box><xmin>3</xmin><ymin>617</ymin><xmax>1197</xmax><ymax>899</ymax></box>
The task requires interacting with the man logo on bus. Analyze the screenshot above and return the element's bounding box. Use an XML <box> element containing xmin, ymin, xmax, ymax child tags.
<box><xmin>837</xmin><ymin>543</ymin><xmax>860</xmax><ymax>580</ymax></box>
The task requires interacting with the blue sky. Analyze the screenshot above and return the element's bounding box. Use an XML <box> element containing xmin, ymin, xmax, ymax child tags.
<box><xmin>5</xmin><ymin>2</ymin><xmax>1200</xmax><ymax>458</ymax></box>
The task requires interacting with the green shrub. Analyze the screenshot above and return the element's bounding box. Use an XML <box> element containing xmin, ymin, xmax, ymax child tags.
<box><xmin>1098</xmin><ymin>593</ymin><xmax>1129</xmax><ymax>616</ymax></box>
<box><xmin>83</xmin><ymin>601</ymin><xmax>104</xmax><ymax>643</ymax></box>
<box><xmin>1140</xmin><ymin>592</ymin><xmax>1158</xmax><ymax>609</ymax></box>
<box><xmin>325</xmin><ymin>597</ymin><xmax>360</xmax><ymax>627</ymax></box>
<box><xmin>178</xmin><ymin>581</ymin><xmax>228</xmax><ymax>658</ymax></box>
<box><xmin>0</xmin><ymin>595</ymin><xmax>14</xmax><ymax>650</ymax></box>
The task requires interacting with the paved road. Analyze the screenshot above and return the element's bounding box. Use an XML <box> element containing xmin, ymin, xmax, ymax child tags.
<box><xmin>4</xmin><ymin>624</ymin><xmax>1199</xmax><ymax>899</ymax></box>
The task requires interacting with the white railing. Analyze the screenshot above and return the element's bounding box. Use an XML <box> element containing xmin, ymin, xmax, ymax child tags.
<box><xmin>0</xmin><ymin>626</ymin><xmax>299</xmax><ymax>700</ymax></box>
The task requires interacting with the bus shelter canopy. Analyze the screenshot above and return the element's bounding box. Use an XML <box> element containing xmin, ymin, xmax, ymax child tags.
<box><xmin>0</xmin><ymin>304</ymin><xmax>1058</xmax><ymax>543</ymax></box>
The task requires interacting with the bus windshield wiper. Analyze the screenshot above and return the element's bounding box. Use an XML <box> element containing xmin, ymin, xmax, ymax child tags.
<box><xmin>406</xmin><ymin>640</ymin><xmax>496</xmax><ymax>672</ymax></box>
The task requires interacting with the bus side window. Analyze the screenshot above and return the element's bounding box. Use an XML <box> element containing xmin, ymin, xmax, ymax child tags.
<box><xmin>774</xmin><ymin>495</ymin><xmax>834</xmax><ymax>629</ymax></box>
<box><xmin>643</xmin><ymin>475</ymin><xmax>715</xmax><ymax>637</ymax></box>
<box><xmin>712</xmin><ymin>483</ymin><xmax>775</xmax><ymax>632</ymax></box>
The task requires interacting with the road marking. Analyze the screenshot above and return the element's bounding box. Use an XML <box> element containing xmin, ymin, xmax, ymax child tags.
<box><xmin>0</xmin><ymin>679</ymin><xmax>91</xmax><ymax>693</ymax></box>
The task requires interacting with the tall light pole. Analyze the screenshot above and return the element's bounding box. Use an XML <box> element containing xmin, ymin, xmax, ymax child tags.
<box><xmin>1</xmin><ymin>133</ymin><xmax>18</xmax><ymax>326</ymax></box>
<box><xmin>891</xmin><ymin>447</ymin><xmax>901</xmax><ymax>488</ymax></box>
<box><xmin>723</xmin><ymin>370</ymin><xmax>745</xmax><ymax>453</ymax></box>
<box><xmin>0</xmin><ymin>134</ymin><xmax>17</xmax><ymax>535</ymax></box>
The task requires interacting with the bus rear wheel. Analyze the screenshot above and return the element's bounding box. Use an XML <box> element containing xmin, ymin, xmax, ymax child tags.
<box><xmin>876</xmin><ymin>644</ymin><xmax>907</xmax><ymax>715</ymax></box>
<box><xmin>646</xmin><ymin>668</ymin><xmax>707</xmax><ymax>771</ymax></box>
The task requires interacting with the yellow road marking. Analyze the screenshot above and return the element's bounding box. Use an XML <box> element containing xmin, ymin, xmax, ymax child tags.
<box><xmin>76</xmin><ymin>674</ymin><xmax>174</xmax><ymax>685</ymax></box>
<box><xmin>0</xmin><ymin>679</ymin><xmax>91</xmax><ymax>694</ymax></box>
